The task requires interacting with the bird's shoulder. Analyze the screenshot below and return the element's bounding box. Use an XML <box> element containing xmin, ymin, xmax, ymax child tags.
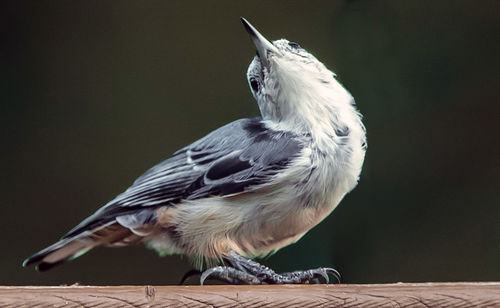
<box><xmin>134</xmin><ymin>117</ymin><xmax>307</xmax><ymax>186</ymax></box>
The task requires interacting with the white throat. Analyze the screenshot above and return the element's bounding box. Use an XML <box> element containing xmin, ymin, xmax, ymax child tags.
<box><xmin>261</xmin><ymin>58</ymin><xmax>363</xmax><ymax>149</ymax></box>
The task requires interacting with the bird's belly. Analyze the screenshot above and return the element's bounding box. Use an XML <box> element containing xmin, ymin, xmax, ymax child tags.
<box><xmin>148</xmin><ymin>163</ymin><xmax>354</xmax><ymax>260</ymax></box>
<box><xmin>236</xmin><ymin>200</ymin><xmax>339</xmax><ymax>257</ymax></box>
<box><xmin>231</xmin><ymin>162</ymin><xmax>358</xmax><ymax>257</ymax></box>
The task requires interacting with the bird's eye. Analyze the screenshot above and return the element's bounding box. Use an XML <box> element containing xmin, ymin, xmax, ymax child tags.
<box><xmin>288</xmin><ymin>41</ymin><xmax>301</xmax><ymax>49</ymax></box>
<box><xmin>250</xmin><ymin>78</ymin><xmax>259</xmax><ymax>92</ymax></box>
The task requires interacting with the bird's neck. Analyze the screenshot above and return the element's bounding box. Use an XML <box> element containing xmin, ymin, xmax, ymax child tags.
<box><xmin>266</xmin><ymin>80</ymin><xmax>363</xmax><ymax>149</ymax></box>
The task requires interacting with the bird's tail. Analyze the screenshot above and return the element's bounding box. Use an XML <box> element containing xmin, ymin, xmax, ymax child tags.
<box><xmin>22</xmin><ymin>237</ymin><xmax>95</xmax><ymax>271</ymax></box>
<box><xmin>22</xmin><ymin>221</ymin><xmax>142</xmax><ymax>271</ymax></box>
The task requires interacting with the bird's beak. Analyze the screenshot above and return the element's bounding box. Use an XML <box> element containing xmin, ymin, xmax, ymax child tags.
<box><xmin>241</xmin><ymin>17</ymin><xmax>280</xmax><ymax>66</ymax></box>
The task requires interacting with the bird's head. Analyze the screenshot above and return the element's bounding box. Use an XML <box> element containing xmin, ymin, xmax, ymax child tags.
<box><xmin>241</xmin><ymin>18</ymin><xmax>353</xmax><ymax>132</ymax></box>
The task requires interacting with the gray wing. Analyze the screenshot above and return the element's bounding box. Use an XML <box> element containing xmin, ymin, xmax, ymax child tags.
<box><xmin>63</xmin><ymin>117</ymin><xmax>306</xmax><ymax>238</ymax></box>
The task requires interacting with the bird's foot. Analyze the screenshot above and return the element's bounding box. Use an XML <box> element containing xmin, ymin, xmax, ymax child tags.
<box><xmin>269</xmin><ymin>268</ymin><xmax>340</xmax><ymax>284</ymax></box>
<box><xmin>200</xmin><ymin>266</ymin><xmax>261</xmax><ymax>285</ymax></box>
<box><xmin>199</xmin><ymin>251</ymin><xmax>340</xmax><ymax>285</ymax></box>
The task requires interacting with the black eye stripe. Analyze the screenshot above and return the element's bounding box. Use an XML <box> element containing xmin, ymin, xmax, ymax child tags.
<box><xmin>288</xmin><ymin>41</ymin><xmax>301</xmax><ymax>49</ymax></box>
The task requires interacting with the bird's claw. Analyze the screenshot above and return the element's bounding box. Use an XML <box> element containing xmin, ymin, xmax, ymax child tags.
<box><xmin>324</xmin><ymin>267</ymin><xmax>341</xmax><ymax>284</ymax></box>
<box><xmin>300</xmin><ymin>267</ymin><xmax>341</xmax><ymax>284</ymax></box>
<box><xmin>179</xmin><ymin>269</ymin><xmax>202</xmax><ymax>285</ymax></box>
<box><xmin>200</xmin><ymin>266</ymin><xmax>262</xmax><ymax>285</ymax></box>
<box><xmin>310</xmin><ymin>268</ymin><xmax>330</xmax><ymax>284</ymax></box>
<box><xmin>199</xmin><ymin>265</ymin><xmax>341</xmax><ymax>285</ymax></box>
<box><xmin>273</xmin><ymin>267</ymin><xmax>340</xmax><ymax>284</ymax></box>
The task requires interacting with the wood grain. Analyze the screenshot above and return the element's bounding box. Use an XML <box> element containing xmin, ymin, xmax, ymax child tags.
<box><xmin>1</xmin><ymin>283</ymin><xmax>499</xmax><ymax>307</ymax></box>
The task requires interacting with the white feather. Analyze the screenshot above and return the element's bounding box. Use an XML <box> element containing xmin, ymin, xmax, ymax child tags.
<box><xmin>148</xmin><ymin>39</ymin><xmax>366</xmax><ymax>266</ymax></box>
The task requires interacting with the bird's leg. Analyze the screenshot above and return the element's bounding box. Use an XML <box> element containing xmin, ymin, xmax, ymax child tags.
<box><xmin>200</xmin><ymin>251</ymin><xmax>340</xmax><ymax>285</ymax></box>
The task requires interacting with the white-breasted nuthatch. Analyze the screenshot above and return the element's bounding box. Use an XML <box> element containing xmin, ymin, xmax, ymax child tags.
<box><xmin>23</xmin><ymin>18</ymin><xmax>366</xmax><ymax>284</ymax></box>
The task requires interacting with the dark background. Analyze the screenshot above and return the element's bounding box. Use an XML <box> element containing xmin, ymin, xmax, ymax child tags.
<box><xmin>1</xmin><ymin>1</ymin><xmax>499</xmax><ymax>285</ymax></box>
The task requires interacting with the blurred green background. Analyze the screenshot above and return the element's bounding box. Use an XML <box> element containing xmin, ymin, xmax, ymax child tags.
<box><xmin>1</xmin><ymin>0</ymin><xmax>499</xmax><ymax>285</ymax></box>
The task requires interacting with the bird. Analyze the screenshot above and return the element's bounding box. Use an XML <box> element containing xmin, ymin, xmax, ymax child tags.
<box><xmin>23</xmin><ymin>17</ymin><xmax>366</xmax><ymax>285</ymax></box>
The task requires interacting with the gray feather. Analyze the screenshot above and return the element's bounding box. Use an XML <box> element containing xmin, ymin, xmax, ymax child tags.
<box><xmin>62</xmin><ymin>117</ymin><xmax>306</xmax><ymax>240</ymax></box>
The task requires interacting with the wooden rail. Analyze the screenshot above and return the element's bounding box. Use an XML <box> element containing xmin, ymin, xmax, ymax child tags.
<box><xmin>1</xmin><ymin>283</ymin><xmax>499</xmax><ymax>307</ymax></box>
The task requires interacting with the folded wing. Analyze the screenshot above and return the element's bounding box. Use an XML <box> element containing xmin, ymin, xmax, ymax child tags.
<box><xmin>23</xmin><ymin>117</ymin><xmax>307</xmax><ymax>270</ymax></box>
